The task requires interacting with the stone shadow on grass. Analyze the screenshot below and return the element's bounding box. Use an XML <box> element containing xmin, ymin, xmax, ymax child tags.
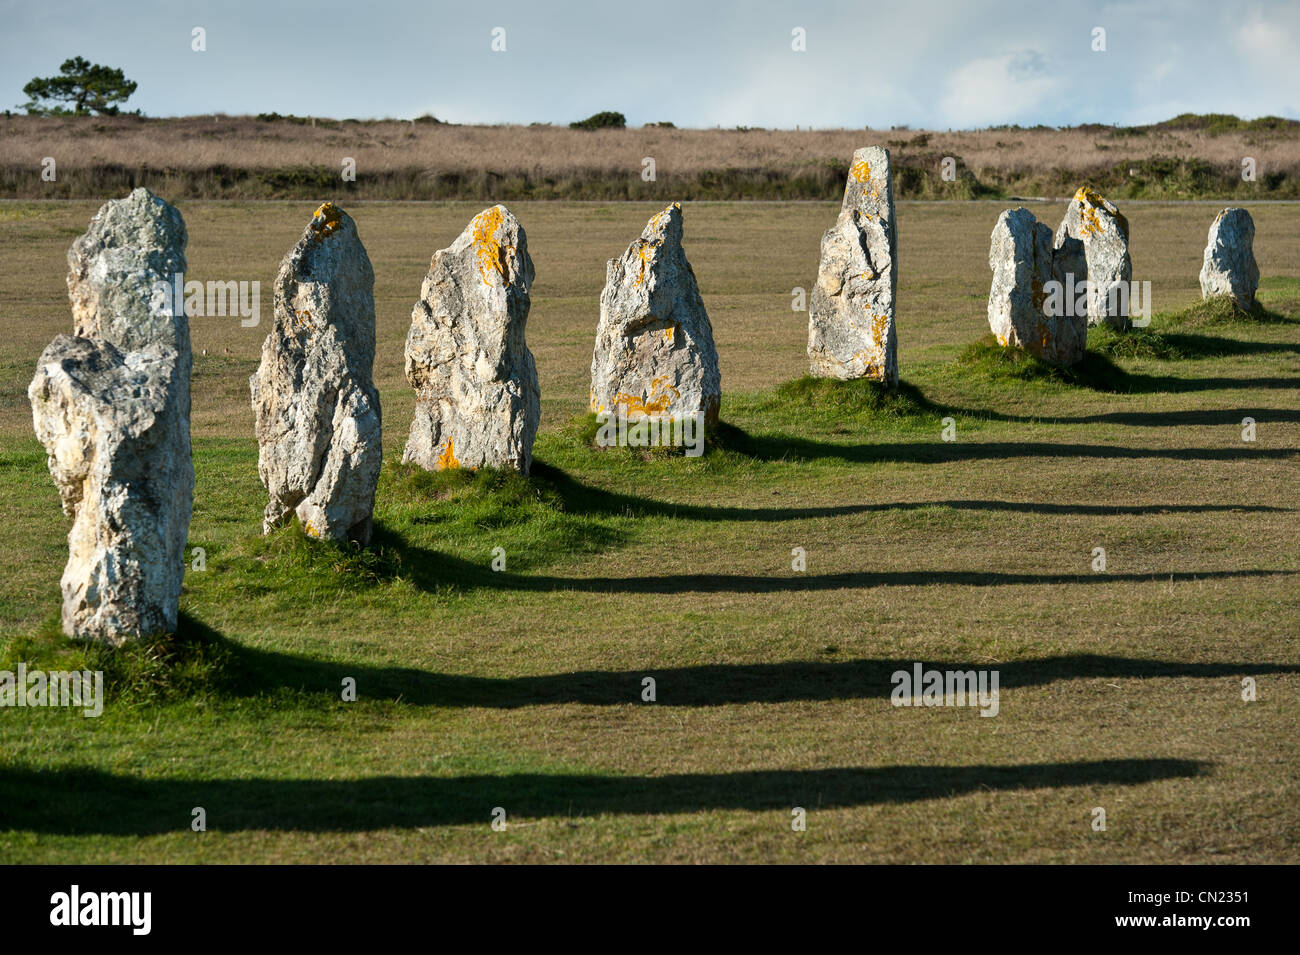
<box><xmin>363</xmin><ymin>524</ymin><xmax>1297</xmax><ymax>599</ymax></box>
<box><xmin>533</xmin><ymin>461</ymin><xmax>1289</xmax><ymax>521</ymax></box>
<box><xmin>0</xmin><ymin>758</ymin><xmax>1207</xmax><ymax>835</ymax></box>
<box><xmin>947</xmin><ymin>407</ymin><xmax>1300</xmax><ymax>428</ymax></box>
<box><xmin>175</xmin><ymin>616</ymin><xmax>1300</xmax><ymax>709</ymax></box>
<box><xmin>700</xmin><ymin>428</ymin><xmax>1300</xmax><ymax>466</ymax></box>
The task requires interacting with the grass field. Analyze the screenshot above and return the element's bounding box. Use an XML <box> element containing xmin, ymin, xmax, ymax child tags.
<box><xmin>1</xmin><ymin>198</ymin><xmax>1298</xmax><ymax>863</ymax></box>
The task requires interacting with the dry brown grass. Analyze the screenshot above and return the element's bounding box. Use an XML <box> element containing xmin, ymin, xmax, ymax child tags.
<box><xmin>3</xmin><ymin>114</ymin><xmax>1297</xmax><ymax>200</ymax></box>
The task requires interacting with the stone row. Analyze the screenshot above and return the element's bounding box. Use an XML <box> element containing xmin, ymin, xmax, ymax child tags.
<box><xmin>30</xmin><ymin>164</ymin><xmax>1263</xmax><ymax>642</ymax></box>
<box><xmin>988</xmin><ymin>188</ymin><xmax>1259</xmax><ymax>366</ymax></box>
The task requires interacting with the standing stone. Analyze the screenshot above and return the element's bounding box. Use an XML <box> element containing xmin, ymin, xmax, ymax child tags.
<box><xmin>404</xmin><ymin>205</ymin><xmax>540</xmax><ymax>473</ymax></box>
<box><xmin>590</xmin><ymin>202</ymin><xmax>721</xmax><ymax>427</ymax></box>
<box><xmin>808</xmin><ymin>146</ymin><xmax>898</xmax><ymax>384</ymax></box>
<box><xmin>1200</xmin><ymin>207</ymin><xmax>1260</xmax><ymax>310</ymax></box>
<box><xmin>28</xmin><ymin>188</ymin><xmax>192</xmax><ymax>643</ymax></box>
<box><xmin>987</xmin><ymin>208</ymin><xmax>1087</xmax><ymax>366</ymax></box>
<box><xmin>1054</xmin><ymin>186</ymin><xmax>1132</xmax><ymax>330</ymax></box>
<box><xmin>250</xmin><ymin>202</ymin><xmax>382</xmax><ymax>544</ymax></box>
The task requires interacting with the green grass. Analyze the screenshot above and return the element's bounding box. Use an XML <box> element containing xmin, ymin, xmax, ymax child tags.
<box><xmin>955</xmin><ymin>334</ymin><xmax>1132</xmax><ymax>392</ymax></box>
<box><xmin>2</xmin><ymin>200</ymin><xmax>1298</xmax><ymax>863</ymax></box>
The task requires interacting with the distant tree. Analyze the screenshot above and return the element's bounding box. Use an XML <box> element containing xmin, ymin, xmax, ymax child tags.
<box><xmin>21</xmin><ymin>57</ymin><xmax>138</xmax><ymax>116</ymax></box>
<box><xmin>570</xmin><ymin>111</ymin><xmax>626</xmax><ymax>131</ymax></box>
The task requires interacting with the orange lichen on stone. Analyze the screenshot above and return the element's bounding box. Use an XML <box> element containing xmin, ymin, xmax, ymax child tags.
<box><xmin>292</xmin><ymin>309</ymin><xmax>312</xmax><ymax>330</ymax></box>
<box><xmin>311</xmin><ymin>202</ymin><xmax>344</xmax><ymax>242</ymax></box>
<box><xmin>615</xmin><ymin>376</ymin><xmax>680</xmax><ymax>416</ymax></box>
<box><xmin>850</xmin><ymin>159</ymin><xmax>872</xmax><ymax>183</ymax></box>
<box><xmin>633</xmin><ymin>241</ymin><xmax>657</xmax><ymax>287</ymax></box>
<box><xmin>645</xmin><ymin>202</ymin><xmax>680</xmax><ymax>233</ymax></box>
<box><xmin>435</xmin><ymin>439</ymin><xmax>459</xmax><ymax>470</ymax></box>
<box><xmin>869</xmin><ymin>312</ymin><xmax>890</xmax><ymax>350</ymax></box>
<box><xmin>471</xmin><ymin>206</ymin><xmax>514</xmax><ymax>287</ymax></box>
<box><xmin>850</xmin><ymin>350</ymin><xmax>884</xmax><ymax>378</ymax></box>
<box><xmin>1073</xmin><ymin>187</ymin><xmax>1113</xmax><ymax>238</ymax></box>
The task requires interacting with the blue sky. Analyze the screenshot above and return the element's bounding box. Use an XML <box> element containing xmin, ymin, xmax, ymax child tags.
<box><xmin>2</xmin><ymin>0</ymin><xmax>1297</xmax><ymax>128</ymax></box>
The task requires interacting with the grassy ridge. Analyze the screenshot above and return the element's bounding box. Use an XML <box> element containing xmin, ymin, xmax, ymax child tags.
<box><xmin>3</xmin><ymin>112</ymin><xmax>1298</xmax><ymax>200</ymax></box>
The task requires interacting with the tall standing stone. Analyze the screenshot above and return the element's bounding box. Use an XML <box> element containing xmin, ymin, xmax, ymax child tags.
<box><xmin>1054</xmin><ymin>186</ymin><xmax>1132</xmax><ymax>330</ymax></box>
<box><xmin>250</xmin><ymin>202</ymin><xmax>382</xmax><ymax>544</ymax></box>
<box><xmin>987</xmin><ymin>207</ymin><xmax>1087</xmax><ymax>366</ymax></box>
<box><xmin>28</xmin><ymin>188</ymin><xmax>193</xmax><ymax>643</ymax></box>
<box><xmin>808</xmin><ymin>146</ymin><xmax>898</xmax><ymax>384</ymax></box>
<box><xmin>404</xmin><ymin>205</ymin><xmax>540</xmax><ymax>474</ymax></box>
<box><xmin>590</xmin><ymin>202</ymin><xmax>721</xmax><ymax>426</ymax></box>
<box><xmin>1199</xmin><ymin>207</ymin><xmax>1259</xmax><ymax>310</ymax></box>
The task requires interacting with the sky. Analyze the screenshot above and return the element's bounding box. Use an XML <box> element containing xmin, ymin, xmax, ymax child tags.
<box><xmin>1</xmin><ymin>0</ymin><xmax>1297</xmax><ymax>129</ymax></box>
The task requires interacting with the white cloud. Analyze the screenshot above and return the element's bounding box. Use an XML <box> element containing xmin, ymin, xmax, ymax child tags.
<box><xmin>1234</xmin><ymin>7</ymin><xmax>1300</xmax><ymax>115</ymax></box>
<box><xmin>939</xmin><ymin>51</ymin><xmax>1062</xmax><ymax>128</ymax></box>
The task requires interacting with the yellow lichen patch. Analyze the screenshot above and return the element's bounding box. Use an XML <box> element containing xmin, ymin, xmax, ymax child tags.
<box><xmin>303</xmin><ymin>520</ymin><xmax>320</xmax><ymax>538</ymax></box>
<box><xmin>1074</xmin><ymin>186</ymin><xmax>1107</xmax><ymax>206</ymax></box>
<box><xmin>615</xmin><ymin>376</ymin><xmax>680</xmax><ymax>416</ymax></box>
<box><xmin>435</xmin><ymin>439</ymin><xmax>459</xmax><ymax>470</ymax></box>
<box><xmin>850</xmin><ymin>351</ymin><xmax>884</xmax><ymax>378</ymax></box>
<box><xmin>633</xmin><ymin>241</ymin><xmax>657</xmax><ymax>287</ymax></box>
<box><xmin>311</xmin><ymin>202</ymin><xmax>344</xmax><ymax>242</ymax></box>
<box><xmin>292</xmin><ymin>309</ymin><xmax>312</xmax><ymax>330</ymax></box>
<box><xmin>850</xmin><ymin>159</ymin><xmax>872</xmax><ymax>183</ymax></box>
<box><xmin>869</xmin><ymin>312</ymin><xmax>890</xmax><ymax>350</ymax></box>
<box><xmin>471</xmin><ymin>206</ymin><xmax>514</xmax><ymax>287</ymax></box>
<box><xmin>664</xmin><ymin>323</ymin><xmax>676</xmax><ymax>343</ymax></box>
<box><xmin>645</xmin><ymin>202</ymin><xmax>680</xmax><ymax>236</ymax></box>
<box><xmin>1073</xmin><ymin>187</ymin><xmax>1115</xmax><ymax>238</ymax></box>
<box><xmin>1078</xmin><ymin>203</ymin><xmax>1105</xmax><ymax>237</ymax></box>
<box><xmin>997</xmin><ymin>333</ymin><xmax>1008</xmax><ymax>347</ymax></box>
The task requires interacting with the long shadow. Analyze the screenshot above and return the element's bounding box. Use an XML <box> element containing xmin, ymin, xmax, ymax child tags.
<box><xmin>370</xmin><ymin>526</ymin><xmax>1296</xmax><ymax>597</ymax></box>
<box><xmin>1157</xmin><ymin>331</ymin><xmax>1300</xmax><ymax>359</ymax></box>
<box><xmin>1062</xmin><ymin>372</ymin><xmax>1300</xmax><ymax>395</ymax></box>
<box><xmin>716</xmin><ymin>433</ymin><xmax>1300</xmax><ymax>466</ymax></box>
<box><xmin>950</xmin><ymin>407</ymin><xmax>1300</xmax><ymax>428</ymax></box>
<box><xmin>0</xmin><ymin>758</ymin><xmax>1208</xmax><ymax>834</ymax></box>
<box><xmin>959</xmin><ymin>343</ymin><xmax>1300</xmax><ymax>395</ymax></box>
<box><xmin>177</xmin><ymin>617</ymin><xmax>1299</xmax><ymax>708</ymax></box>
<box><xmin>532</xmin><ymin>465</ymin><xmax>1287</xmax><ymax>522</ymax></box>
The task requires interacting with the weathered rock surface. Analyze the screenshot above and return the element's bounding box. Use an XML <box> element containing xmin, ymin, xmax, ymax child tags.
<box><xmin>1054</xmin><ymin>186</ymin><xmax>1132</xmax><ymax>329</ymax></box>
<box><xmin>29</xmin><ymin>188</ymin><xmax>192</xmax><ymax>642</ymax></box>
<box><xmin>808</xmin><ymin>146</ymin><xmax>899</xmax><ymax>384</ymax></box>
<box><xmin>987</xmin><ymin>207</ymin><xmax>1087</xmax><ymax>366</ymax></box>
<box><xmin>590</xmin><ymin>202</ymin><xmax>721</xmax><ymax>427</ymax></box>
<box><xmin>250</xmin><ymin>202</ymin><xmax>382</xmax><ymax>544</ymax></box>
<box><xmin>1200</xmin><ymin>207</ymin><xmax>1259</xmax><ymax>310</ymax></box>
<box><xmin>404</xmin><ymin>204</ymin><xmax>540</xmax><ymax>473</ymax></box>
